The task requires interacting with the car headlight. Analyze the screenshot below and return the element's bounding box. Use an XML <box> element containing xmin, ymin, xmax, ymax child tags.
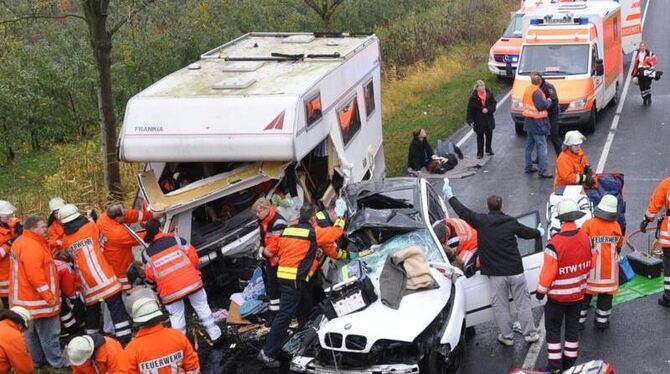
<box><xmin>511</xmin><ymin>98</ymin><xmax>523</xmax><ymax>110</ymax></box>
<box><xmin>568</xmin><ymin>98</ymin><xmax>587</xmax><ymax>110</ymax></box>
<box><xmin>488</xmin><ymin>51</ymin><xmax>495</xmax><ymax>62</ymax></box>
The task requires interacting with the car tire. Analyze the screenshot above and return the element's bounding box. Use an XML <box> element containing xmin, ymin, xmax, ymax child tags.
<box><xmin>583</xmin><ymin>106</ymin><xmax>596</xmax><ymax>134</ymax></box>
<box><xmin>515</xmin><ymin>122</ymin><xmax>525</xmax><ymax>135</ymax></box>
<box><xmin>421</xmin><ymin>324</ymin><xmax>466</xmax><ymax>374</ymax></box>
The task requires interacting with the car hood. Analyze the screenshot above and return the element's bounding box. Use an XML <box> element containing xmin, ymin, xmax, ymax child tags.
<box><xmin>317</xmin><ymin>267</ymin><xmax>451</xmax><ymax>354</ymax></box>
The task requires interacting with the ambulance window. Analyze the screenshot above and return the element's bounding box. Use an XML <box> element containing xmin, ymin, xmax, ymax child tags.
<box><xmin>337</xmin><ymin>96</ymin><xmax>362</xmax><ymax>146</ymax></box>
<box><xmin>591</xmin><ymin>45</ymin><xmax>599</xmax><ymax>75</ymax></box>
<box><xmin>363</xmin><ymin>80</ymin><xmax>375</xmax><ymax>118</ymax></box>
<box><xmin>305</xmin><ymin>92</ymin><xmax>323</xmax><ymax>127</ymax></box>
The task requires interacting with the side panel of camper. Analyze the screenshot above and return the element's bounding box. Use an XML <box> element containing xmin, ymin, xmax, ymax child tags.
<box><xmin>620</xmin><ymin>0</ymin><xmax>642</xmax><ymax>54</ymax></box>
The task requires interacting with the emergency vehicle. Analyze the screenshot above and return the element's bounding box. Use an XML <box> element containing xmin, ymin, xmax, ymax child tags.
<box><xmin>118</xmin><ymin>33</ymin><xmax>385</xmax><ymax>269</ymax></box>
<box><xmin>510</xmin><ymin>1</ymin><xmax>642</xmax><ymax>134</ymax></box>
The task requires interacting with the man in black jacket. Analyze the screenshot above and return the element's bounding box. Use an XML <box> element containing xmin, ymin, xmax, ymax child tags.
<box><xmin>540</xmin><ymin>76</ymin><xmax>561</xmax><ymax>156</ymax></box>
<box><xmin>442</xmin><ymin>179</ymin><xmax>544</xmax><ymax>346</ymax></box>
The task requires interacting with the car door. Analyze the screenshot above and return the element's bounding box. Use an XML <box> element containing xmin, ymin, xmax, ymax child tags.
<box><xmin>462</xmin><ymin>211</ymin><xmax>544</xmax><ymax>327</ymax></box>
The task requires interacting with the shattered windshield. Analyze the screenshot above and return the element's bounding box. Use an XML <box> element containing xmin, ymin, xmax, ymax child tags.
<box><xmin>361</xmin><ymin>230</ymin><xmax>446</xmax><ymax>275</ymax></box>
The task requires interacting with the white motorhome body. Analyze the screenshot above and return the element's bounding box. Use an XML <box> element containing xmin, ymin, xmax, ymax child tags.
<box><xmin>119</xmin><ymin>33</ymin><xmax>385</xmax><ymax>267</ymax></box>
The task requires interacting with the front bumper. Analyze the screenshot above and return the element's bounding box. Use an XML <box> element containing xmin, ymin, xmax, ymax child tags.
<box><xmin>511</xmin><ymin>108</ymin><xmax>591</xmax><ymax>126</ymax></box>
<box><xmin>488</xmin><ymin>61</ymin><xmax>517</xmax><ymax>77</ymax></box>
<box><xmin>291</xmin><ymin>356</ymin><xmax>419</xmax><ymax>374</ymax></box>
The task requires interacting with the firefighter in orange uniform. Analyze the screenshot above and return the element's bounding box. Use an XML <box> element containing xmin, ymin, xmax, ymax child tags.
<box><xmin>66</xmin><ymin>334</ymin><xmax>130</xmax><ymax>374</ymax></box>
<box><xmin>9</xmin><ymin>215</ymin><xmax>66</xmax><ymax>368</ymax></box>
<box><xmin>47</xmin><ymin>197</ymin><xmax>66</xmax><ymax>253</ymax></box>
<box><xmin>97</xmin><ymin>203</ymin><xmax>153</xmax><ymax>290</ymax></box>
<box><xmin>253</xmin><ymin>197</ymin><xmax>288</xmax><ymax>315</ymax></box>
<box><xmin>0</xmin><ymin>306</ymin><xmax>34</xmax><ymax>374</ymax></box>
<box><xmin>0</xmin><ymin>201</ymin><xmax>22</xmax><ymax>309</ymax></box>
<box><xmin>554</xmin><ymin>131</ymin><xmax>598</xmax><ymax>191</ymax></box>
<box><xmin>433</xmin><ymin>217</ymin><xmax>478</xmax><ymax>271</ymax></box>
<box><xmin>258</xmin><ymin>203</ymin><xmax>346</xmax><ymax>368</ymax></box>
<box><xmin>125</xmin><ymin>297</ymin><xmax>200</xmax><ymax>374</ymax></box>
<box><xmin>579</xmin><ymin>195</ymin><xmax>624</xmax><ymax>330</ymax></box>
<box><xmin>640</xmin><ymin>176</ymin><xmax>670</xmax><ymax>307</ymax></box>
<box><xmin>142</xmin><ymin>219</ymin><xmax>222</xmax><ymax>345</ymax></box>
<box><xmin>59</xmin><ymin>204</ymin><xmax>132</xmax><ymax>345</ymax></box>
<box><xmin>536</xmin><ymin>200</ymin><xmax>594</xmax><ymax>373</ymax></box>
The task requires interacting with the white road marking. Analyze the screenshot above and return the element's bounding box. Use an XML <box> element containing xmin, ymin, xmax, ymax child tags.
<box><xmin>595</xmin><ymin>0</ymin><xmax>651</xmax><ymax>173</ymax></box>
<box><xmin>456</xmin><ymin>89</ymin><xmax>513</xmax><ymax>147</ymax></box>
<box><xmin>522</xmin><ymin>0</ymin><xmax>651</xmax><ymax>368</ymax></box>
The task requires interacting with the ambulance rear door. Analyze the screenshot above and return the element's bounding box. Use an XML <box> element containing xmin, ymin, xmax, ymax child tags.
<box><xmin>619</xmin><ymin>0</ymin><xmax>642</xmax><ymax>54</ymax></box>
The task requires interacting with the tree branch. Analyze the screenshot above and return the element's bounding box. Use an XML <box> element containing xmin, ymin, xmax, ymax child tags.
<box><xmin>0</xmin><ymin>13</ymin><xmax>86</xmax><ymax>25</ymax></box>
<box><xmin>109</xmin><ymin>0</ymin><xmax>155</xmax><ymax>35</ymax></box>
<box><xmin>302</xmin><ymin>0</ymin><xmax>323</xmax><ymax>17</ymax></box>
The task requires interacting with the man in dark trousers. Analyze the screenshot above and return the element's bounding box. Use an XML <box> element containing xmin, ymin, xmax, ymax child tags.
<box><xmin>442</xmin><ymin>179</ymin><xmax>544</xmax><ymax>346</ymax></box>
<box><xmin>540</xmin><ymin>75</ymin><xmax>561</xmax><ymax>156</ymax></box>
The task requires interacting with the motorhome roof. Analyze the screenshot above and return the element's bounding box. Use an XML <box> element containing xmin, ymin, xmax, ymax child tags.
<box><xmin>137</xmin><ymin>32</ymin><xmax>375</xmax><ymax>98</ymax></box>
<box><xmin>529</xmin><ymin>1</ymin><xmax>619</xmax><ymax>18</ymax></box>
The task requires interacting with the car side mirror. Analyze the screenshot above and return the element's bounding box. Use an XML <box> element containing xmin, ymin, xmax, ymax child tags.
<box><xmin>595</xmin><ymin>59</ymin><xmax>604</xmax><ymax>76</ymax></box>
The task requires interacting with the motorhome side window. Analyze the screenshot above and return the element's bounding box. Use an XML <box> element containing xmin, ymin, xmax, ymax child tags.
<box><xmin>305</xmin><ymin>92</ymin><xmax>323</xmax><ymax>127</ymax></box>
<box><xmin>338</xmin><ymin>96</ymin><xmax>362</xmax><ymax>146</ymax></box>
<box><xmin>363</xmin><ymin>80</ymin><xmax>375</xmax><ymax>117</ymax></box>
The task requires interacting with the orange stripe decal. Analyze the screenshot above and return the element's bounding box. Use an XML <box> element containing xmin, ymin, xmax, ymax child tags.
<box><xmin>626</xmin><ymin>13</ymin><xmax>641</xmax><ymax>21</ymax></box>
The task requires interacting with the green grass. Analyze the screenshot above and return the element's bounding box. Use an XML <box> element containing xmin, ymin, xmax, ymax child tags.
<box><xmin>0</xmin><ymin>149</ymin><xmax>61</xmax><ymax>214</ymax></box>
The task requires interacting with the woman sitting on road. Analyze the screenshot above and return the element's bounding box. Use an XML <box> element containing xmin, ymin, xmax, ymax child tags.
<box><xmin>467</xmin><ymin>80</ymin><xmax>497</xmax><ymax>159</ymax></box>
<box><xmin>407</xmin><ymin>128</ymin><xmax>448</xmax><ymax>174</ymax></box>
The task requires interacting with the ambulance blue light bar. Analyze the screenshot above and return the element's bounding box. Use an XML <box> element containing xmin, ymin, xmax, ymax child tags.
<box><xmin>576</xmin><ymin>17</ymin><xmax>589</xmax><ymax>25</ymax></box>
<box><xmin>529</xmin><ymin>16</ymin><xmax>589</xmax><ymax>26</ymax></box>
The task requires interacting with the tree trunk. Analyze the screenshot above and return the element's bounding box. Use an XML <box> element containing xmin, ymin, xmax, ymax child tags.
<box><xmin>2</xmin><ymin>120</ymin><xmax>15</xmax><ymax>161</ymax></box>
<box><xmin>81</xmin><ymin>0</ymin><xmax>122</xmax><ymax>200</ymax></box>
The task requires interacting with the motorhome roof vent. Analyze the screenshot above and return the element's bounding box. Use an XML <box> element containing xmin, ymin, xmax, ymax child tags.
<box><xmin>212</xmin><ymin>77</ymin><xmax>257</xmax><ymax>90</ymax></box>
<box><xmin>187</xmin><ymin>63</ymin><xmax>201</xmax><ymax>70</ymax></box>
<box><xmin>221</xmin><ymin>61</ymin><xmax>265</xmax><ymax>72</ymax></box>
<box><xmin>326</xmin><ymin>40</ymin><xmax>340</xmax><ymax>46</ymax></box>
<box><xmin>558</xmin><ymin>3</ymin><xmax>587</xmax><ymax>12</ymax></box>
<box><xmin>282</xmin><ymin>34</ymin><xmax>316</xmax><ymax>44</ymax></box>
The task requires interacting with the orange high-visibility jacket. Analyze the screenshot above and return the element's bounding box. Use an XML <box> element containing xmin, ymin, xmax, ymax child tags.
<box><xmin>307</xmin><ymin>220</ymin><xmax>347</xmax><ymax>279</ymax></box>
<box><xmin>444</xmin><ymin>218</ymin><xmax>478</xmax><ymax>253</ymax></box>
<box><xmin>554</xmin><ymin>148</ymin><xmax>598</xmax><ymax>191</ymax></box>
<box><xmin>0</xmin><ymin>318</ymin><xmax>33</xmax><ymax>374</ymax></box>
<box><xmin>47</xmin><ymin>220</ymin><xmax>64</xmax><ymax>253</ymax></box>
<box><xmin>9</xmin><ymin>230</ymin><xmax>60</xmax><ymax>318</ymax></box>
<box><xmin>125</xmin><ymin>324</ymin><xmax>200</xmax><ymax>374</ymax></box>
<box><xmin>144</xmin><ymin>233</ymin><xmax>203</xmax><ymax>304</ymax></box>
<box><xmin>72</xmin><ymin>336</ymin><xmax>130</xmax><ymax>374</ymax></box>
<box><xmin>259</xmin><ymin>207</ymin><xmax>287</xmax><ymax>267</ymax></box>
<box><xmin>268</xmin><ymin>221</ymin><xmax>344</xmax><ymax>282</ymax></box>
<box><xmin>62</xmin><ymin>220</ymin><xmax>122</xmax><ymax>306</ymax></box>
<box><xmin>645</xmin><ymin>177</ymin><xmax>670</xmax><ymax>248</ymax></box>
<box><xmin>537</xmin><ymin>222</ymin><xmax>595</xmax><ymax>303</ymax></box>
<box><xmin>0</xmin><ymin>219</ymin><xmax>21</xmax><ymax>298</ymax></box>
<box><xmin>582</xmin><ymin>217</ymin><xmax>624</xmax><ymax>295</ymax></box>
<box><xmin>522</xmin><ymin>85</ymin><xmax>548</xmax><ymax>119</ymax></box>
<box><xmin>98</xmin><ymin>208</ymin><xmax>152</xmax><ymax>290</ymax></box>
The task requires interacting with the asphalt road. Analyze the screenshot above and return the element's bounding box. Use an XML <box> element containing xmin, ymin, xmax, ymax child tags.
<box><xmin>453</xmin><ymin>1</ymin><xmax>670</xmax><ymax>372</ymax></box>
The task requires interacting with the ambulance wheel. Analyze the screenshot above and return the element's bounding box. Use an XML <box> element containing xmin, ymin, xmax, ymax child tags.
<box><xmin>584</xmin><ymin>106</ymin><xmax>596</xmax><ymax>134</ymax></box>
<box><xmin>515</xmin><ymin>122</ymin><xmax>525</xmax><ymax>135</ymax></box>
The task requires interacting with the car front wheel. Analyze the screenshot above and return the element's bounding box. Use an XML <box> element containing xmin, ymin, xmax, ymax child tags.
<box><xmin>421</xmin><ymin>327</ymin><xmax>466</xmax><ymax>374</ymax></box>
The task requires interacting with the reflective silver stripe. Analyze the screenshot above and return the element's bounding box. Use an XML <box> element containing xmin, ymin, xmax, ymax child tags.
<box><xmin>161</xmin><ymin>281</ymin><xmax>203</xmax><ymax>304</ymax></box>
<box><xmin>0</xmin><ymin>247</ymin><xmax>6</xmax><ymax>257</ymax></box>
<box><xmin>552</xmin><ymin>274</ymin><xmax>588</xmax><ymax>286</ymax></box>
<box><xmin>23</xmin><ymin>305</ymin><xmax>59</xmax><ymax>315</ymax></box>
<box><xmin>269</xmin><ymin>305</ymin><xmax>280</xmax><ymax>311</ymax></box>
<box><xmin>85</xmin><ymin>329</ymin><xmax>99</xmax><ymax>334</ymax></box>
<box><xmin>596</xmin><ymin>309</ymin><xmax>612</xmax><ymax>316</ymax></box>
<box><xmin>544</xmin><ymin>248</ymin><xmax>557</xmax><ymax>260</ymax></box>
<box><xmin>564</xmin><ymin>350</ymin><xmax>578</xmax><ymax>358</ymax></box>
<box><xmin>115</xmin><ymin>321</ymin><xmax>130</xmax><ymax>329</ymax></box>
<box><xmin>0</xmin><ymin>280</ymin><xmax>9</xmax><ymax>286</ymax></box>
<box><xmin>36</xmin><ymin>285</ymin><xmax>49</xmax><ymax>293</ymax></box>
<box><xmin>137</xmin><ymin>210</ymin><xmax>144</xmax><ymax>223</ymax></box>
<box><xmin>116</xmin><ymin>328</ymin><xmax>132</xmax><ymax>337</ymax></box>
<box><xmin>84</xmin><ymin>282</ymin><xmax>122</xmax><ymax>304</ymax></box>
<box><xmin>587</xmin><ymin>285</ymin><xmax>618</xmax><ymax>293</ymax></box>
<box><xmin>595</xmin><ymin>317</ymin><xmax>609</xmax><ymax>323</ymax></box>
<box><xmin>564</xmin><ymin>341</ymin><xmax>578</xmax><ymax>349</ymax></box>
<box><xmin>186</xmin><ymin>369</ymin><xmax>200</xmax><ymax>374</ymax></box>
<box><xmin>548</xmin><ymin>352</ymin><xmax>562</xmax><ymax>359</ymax></box>
<box><xmin>548</xmin><ymin>284</ymin><xmax>587</xmax><ymax>295</ymax></box>
<box><xmin>537</xmin><ymin>285</ymin><xmax>548</xmax><ymax>293</ymax></box>
<box><xmin>153</xmin><ymin>251</ymin><xmax>184</xmax><ymax>267</ymax></box>
<box><xmin>447</xmin><ymin>237</ymin><xmax>460</xmax><ymax>246</ymax></box>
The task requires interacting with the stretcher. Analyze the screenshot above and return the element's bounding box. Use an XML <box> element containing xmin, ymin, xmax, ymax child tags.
<box><xmin>509</xmin><ymin>359</ymin><xmax>615</xmax><ymax>373</ymax></box>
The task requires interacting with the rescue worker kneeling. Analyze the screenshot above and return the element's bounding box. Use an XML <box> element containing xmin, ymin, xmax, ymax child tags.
<box><xmin>142</xmin><ymin>219</ymin><xmax>222</xmax><ymax>345</ymax></box>
<box><xmin>432</xmin><ymin>217</ymin><xmax>478</xmax><ymax>273</ymax></box>
<box><xmin>0</xmin><ymin>306</ymin><xmax>34</xmax><ymax>374</ymax></box>
<box><xmin>580</xmin><ymin>195</ymin><xmax>624</xmax><ymax>330</ymax></box>
<box><xmin>536</xmin><ymin>200</ymin><xmax>595</xmax><ymax>373</ymax></box>
<box><xmin>66</xmin><ymin>334</ymin><xmax>130</xmax><ymax>373</ymax></box>
<box><xmin>125</xmin><ymin>297</ymin><xmax>200</xmax><ymax>374</ymax></box>
<box><xmin>554</xmin><ymin>131</ymin><xmax>598</xmax><ymax>191</ymax></box>
<box><xmin>258</xmin><ymin>203</ymin><xmax>346</xmax><ymax>368</ymax></box>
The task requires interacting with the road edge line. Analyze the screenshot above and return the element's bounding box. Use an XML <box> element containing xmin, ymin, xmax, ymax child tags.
<box><xmin>522</xmin><ymin>314</ymin><xmax>546</xmax><ymax>370</ymax></box>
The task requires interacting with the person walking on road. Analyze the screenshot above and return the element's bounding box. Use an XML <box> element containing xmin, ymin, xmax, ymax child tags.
<box><xmin>0</xmin><ymin>306</ymin><xmax>35</xmax><ymax>374</ymax></box>
<box><xmin>579</xmin><ymin>195</ymin><xmax>624</xmax><ymax>330</ymax></box>
<box><xmin>540</xmin><ymin>75</ymin><xmax>561</xmax><ymax>156</ymax></box>
<box><xmin>467</xmin><ymin>80</ymin><xmax>497</xmax><ymax>159</ymax></box>
<box><xmin>640</xmin><ymin>177</ymin><xmax>670</xmax><ymax>307</ymax></box>
<box><xmin>536</xmin><ymin>199</ymin><xmax>594</xmax><ymax>373</ymax></box>
<box><xmin>442</xmin><ymin>180</ymin><xmax>543</xmax><ymax>346</ymax></box>
<box><xmin>554</xmin><ymin>131</ymin><xmax>597</xmax><ymax>191</ymax></box>
<box><xmin>66</xmin><ymin>333</ymin><xmax>130</xmax><ymax>374</ymax></box>
<box><xmin>523</xmin><ymin>73</ymin><xmax>553</xmax><ymax>178</ymax></box>
<box><xmin>632</xmin><ymin>42</ymin><xmax>660</xmax><ymax>105</ymax></box>
<box><xmin>9</xmin><ymin>215</ymin><xmax>67</xmax><ymax>369</ymax></box>
<box><xmin>142</xmin><ymin>219</ymin><xmax>223</xmax><ymax>346</ymax></box>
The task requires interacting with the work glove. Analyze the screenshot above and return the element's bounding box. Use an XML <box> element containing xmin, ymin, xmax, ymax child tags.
<box><xmin>536</xmin><ymin>223</ymin><xmax>545</xmax><ymax>238</ymax></box>
<box><xmin>535</xmin><ymin>292</ymin><xmax>545</xmax><ymax>301</ymax></box>
<box><xmin>640</xmin><ymin>217</ymin><xmax>651</xmax><ymax>233</ymax></box>
<box><xmin>442</xmin><ymin>178</ymin><xmax>454</xmax><ymax>199</ymax></box>
<box><xmin>334</xmin><ymin>198</ymin><xmax>347</xmax><ymax>218</ymax></box>
<box><xmin>584</xmin><ymin>173</ymin><xmax>595</xmax><ymax>188</ymax></box>
<box><xmin>584</xmin><ymin>164</ymin><xmax>592</xmax><ymax>175</ymax></box>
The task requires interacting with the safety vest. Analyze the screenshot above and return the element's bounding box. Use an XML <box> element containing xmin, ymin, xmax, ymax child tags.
<box><xmin>277</xmin><ymin>224</ymin><xmax>318</xmax><ymax>282</ymax></box>
<box><xmin>9</xmin><ymin>230</ymin><xmax>61</xmax><ymax>318</ymax></box>
<box><xmin>645</xmin><ymin>178</ymin><xmax>670</xmax><ymax>248</ymax></box>
<box><xmin>538</xmin><ymin>224</ymin><xmax>592</xmax><ymax>303</ymax></box>
<box><xmin>522</xmin><ymin>85</ymin><xmax>548</xmax><ymax>119</ymax></box>
<box><xmin>582</xmin><ymin>217</ymin><xmax>623</xmax><ymax>295</ymax></box>
<box><xmin>62</xmin><ymin>220</ymin><xmax>122</xmax><ymax>306</ymax></box>
<box><xmin>125</xmin><ymin>324</ymin><xmax>200</xmax><ymax>374</ymax></box>
<box><xmin>145</xmin><ymin>234</ymin><xmax>203</xmax><ymax>304</ymax></box>
<box><xmin>445</xmin><ymin>218</ymin><xmax>478</xmax><ymax>253</ymax></box>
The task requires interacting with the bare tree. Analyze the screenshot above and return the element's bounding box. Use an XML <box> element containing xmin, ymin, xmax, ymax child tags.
<box><xmin>0</xmin><ymin>0</ymin><xmax>155</xmax><ymax>200</ymax></box>
<box><xmin>303</xmin><ymin>0</ymin><xmax>346</xmax><ymax>30</ymax></box>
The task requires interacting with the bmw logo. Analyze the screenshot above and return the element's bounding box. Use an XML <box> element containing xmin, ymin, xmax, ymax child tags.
<box><xmin>344</xmin><ymin>323</ymin><xmax>352</xmax><ymax>330</ymax></box>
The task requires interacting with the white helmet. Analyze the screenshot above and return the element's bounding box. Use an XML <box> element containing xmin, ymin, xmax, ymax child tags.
<box><xmin>131</xmin><ymin>297</ymin><xmax>164</xmax><ymax>325</ymax></box>
<box><xmin>48</xmin><ymin>197</ymin><xmax>65</xmax><ymax>213</ymax></box>
<box><xmin>594</xmin><ymin>194</ymin><xmax>618</xmax><ymax>221</ymax></box>
<box><xmin>66</xmin><ymin>335</ymin><xmax>95</xmax><ymax>366</ymax></box>
<box><xmin>556</xmin><ymin>199</ymin><xmax>586</xmax><ymax>222</ymax></box>
<box><xmin>564</xmin><ymin>130</ymin><xmax>586</xmax><ymax>146</ymax></box>
<box><xmin>9</xmin><ymin>306</ymin><xmax>32</xmax><ymax>330</ymax></box>
<box><xmin>0</xmin><ymin>200</ymin><xmax>16</xmax><ymax>216</ymax></box>
<box><xmin>59</xmin><ymin>204</ymin><xmax>81</xmax><ymax>224</ymax></box>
